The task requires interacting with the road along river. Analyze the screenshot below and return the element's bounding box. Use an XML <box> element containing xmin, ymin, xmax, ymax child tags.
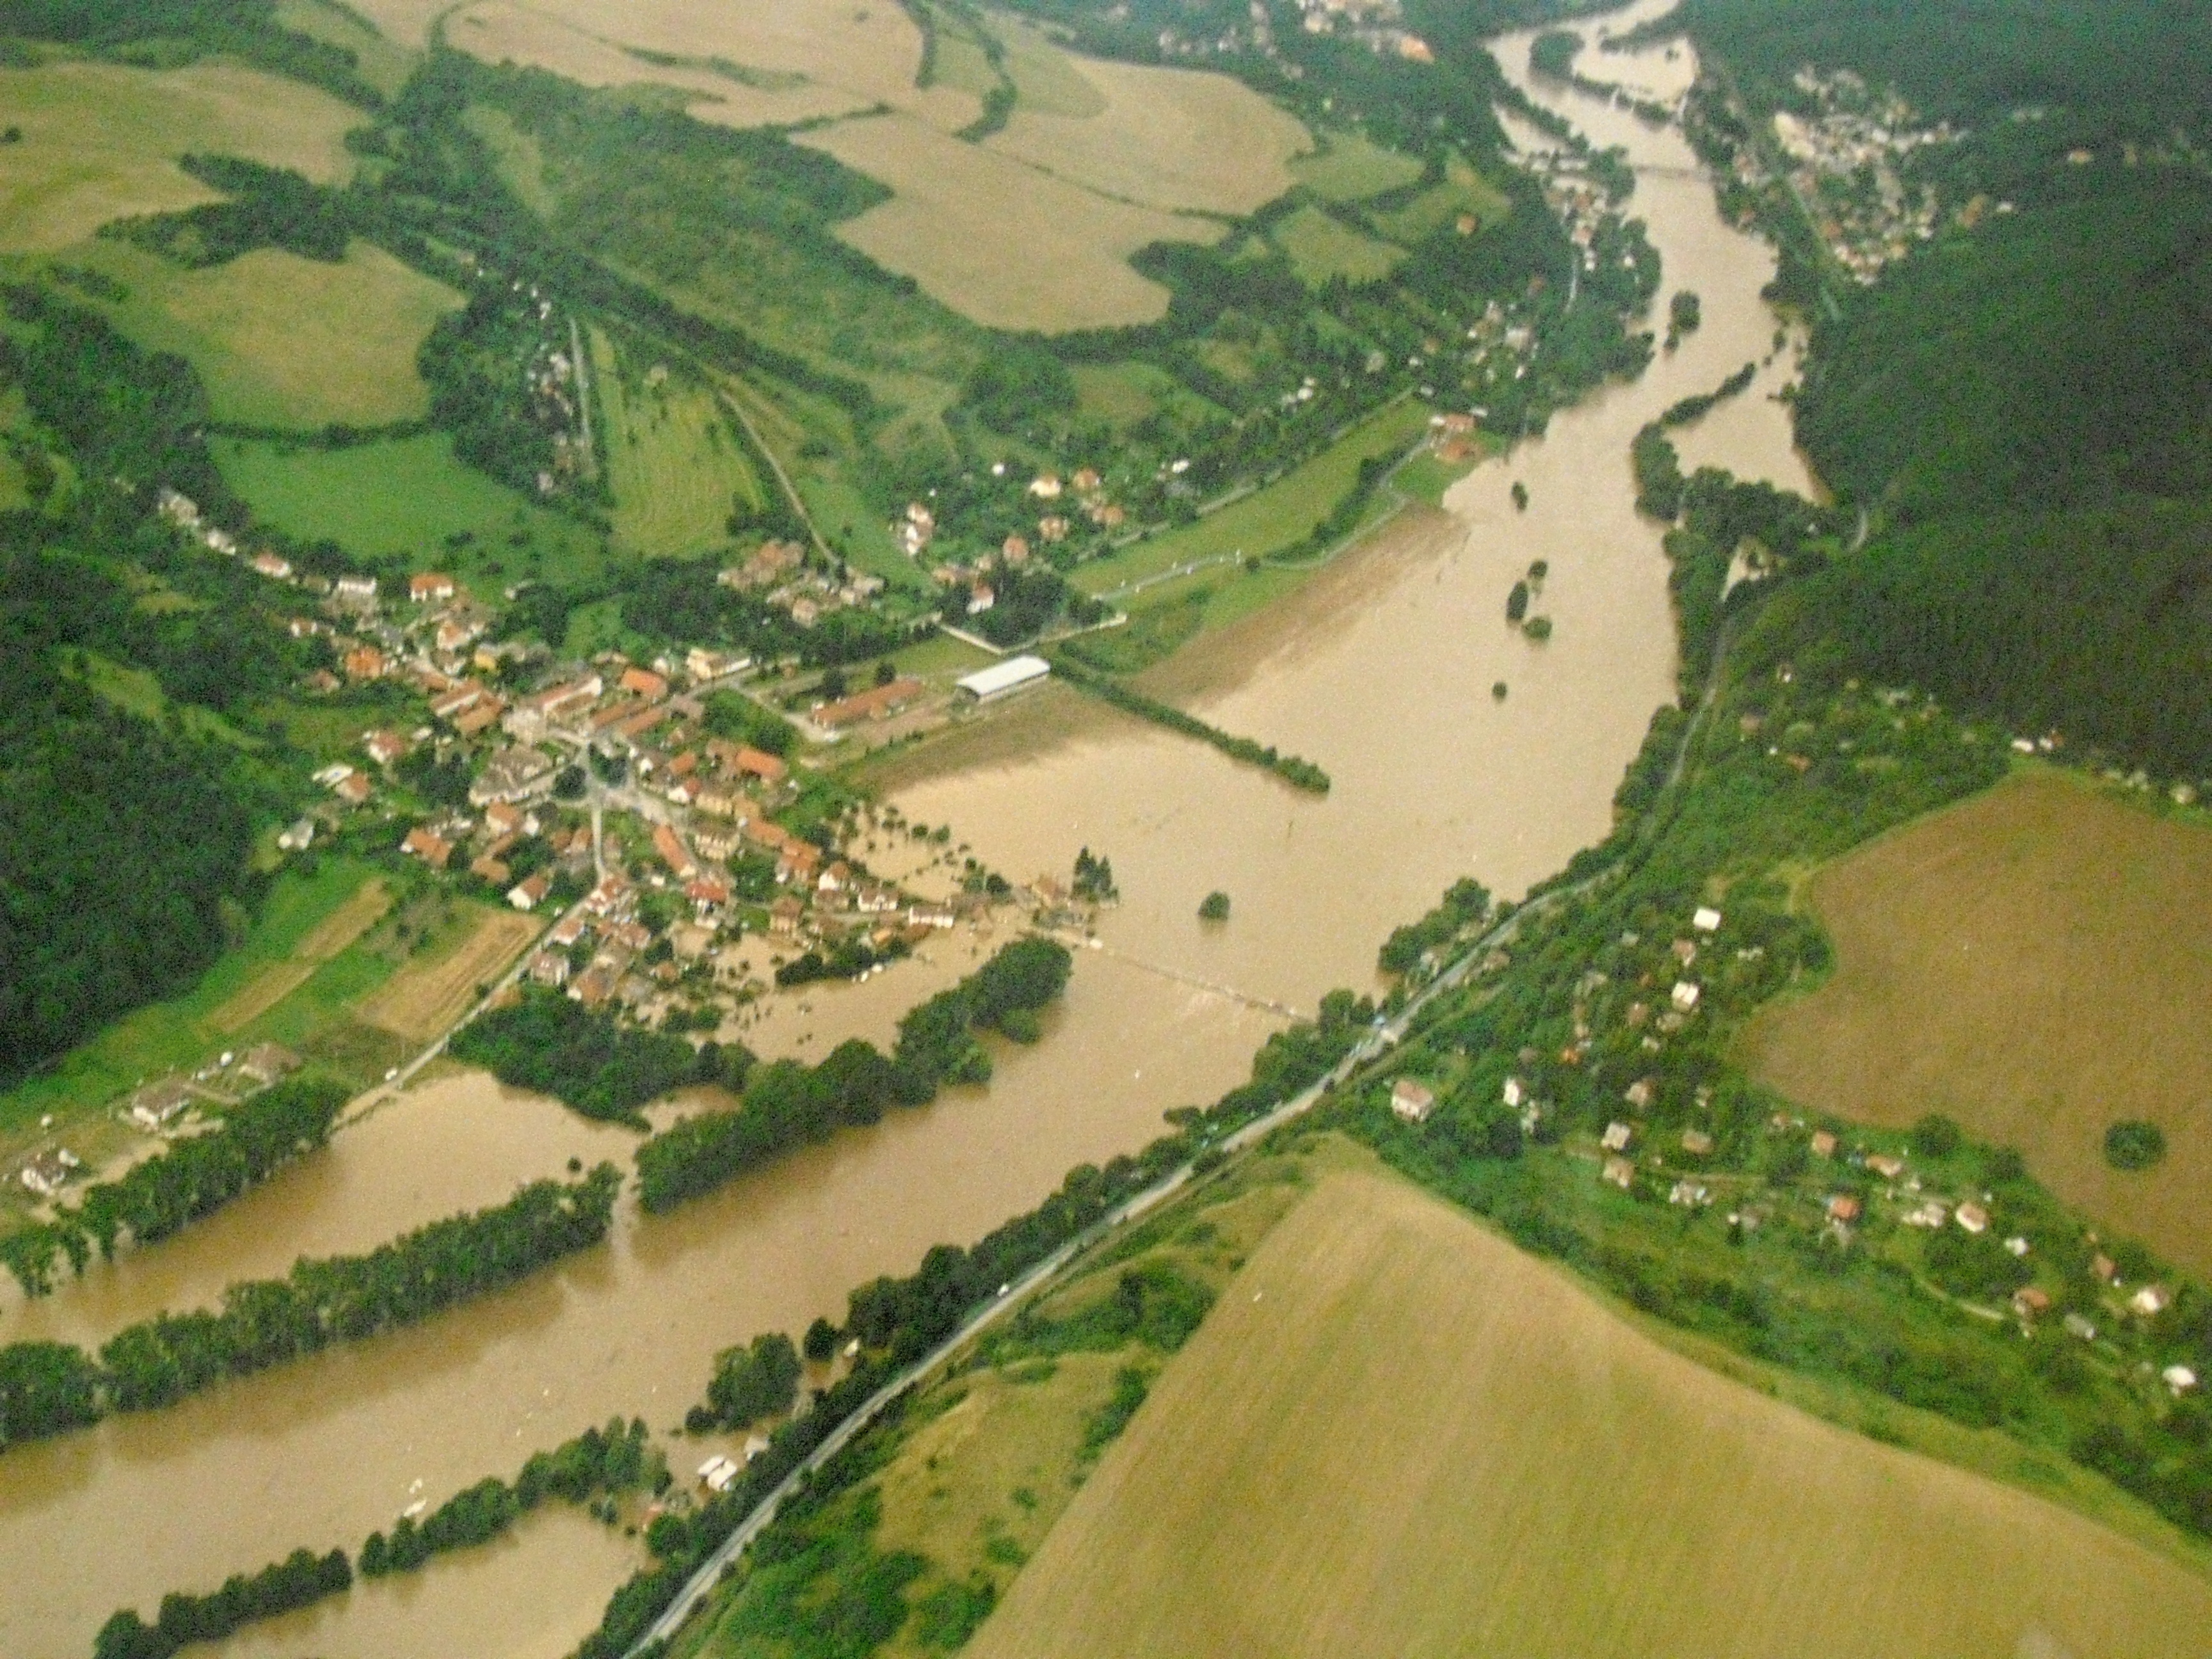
<box><xmin>0</xmin><ymin>5</ymin><xmax>1816</xmax><ymax>1653</ymax></box>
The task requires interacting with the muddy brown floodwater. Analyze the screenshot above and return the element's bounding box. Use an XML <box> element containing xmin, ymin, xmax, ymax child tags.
<box><xmin>0</xmin><ymin>4</ymin><xmax>1816</xmax><ymax>1653</ymax></box>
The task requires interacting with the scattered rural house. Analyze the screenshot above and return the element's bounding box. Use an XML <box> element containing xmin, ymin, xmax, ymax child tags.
<box><xmin>402</xmin><ymin>826</ymin><xmax>454</xmax><ymax>869</ymax></box>
<box><xmin>333</xmin><ymin>574</ymin><xmax>378</xmax><ymax>609</ymax></box>
<box><xmin>2129</xmin><ymin>1285</ymin><xmax>2172</xmax><ymax>1317</ymax></box>
<box><xmin>696</xmin><ymin>1454</ymin><xmax>740</xmax><ymax>1493</ymax></box>
<box><xmin>410</xmin><ymin>572</ymin><xmax>457</xmax><ymax>604</ymax></box>
<box><xmin>2166</xmin><ymin>1365</ymin><xmax>2200</xmax><ymax>1395</ymax></box>
<box><xmin>1903</xmin><ymin>1199</ymin><xmax>1948</xmax><ymax>1228</ymax></box>
<box><xmin>508</xmin><ymin>872</ymin><xmax>552</xmax><ymax>911</ymax></box>
<box><xmin>278</xmin><ymin>818</ymin><xmax>317</xmax><ymax>852</ymax></box>
<box><xmin>1623</xmin><ymin>1077</ymin><xmax>1655</xmax><ymax>1110</ymax></box>
<box><xmin>1669</xmin><ymin>1179</ymin><xmax>1710</xmax><ymax>1207</ymax></box>
<box><xmin>1809</xmin><ymin>1130</ymin><xmax>1839</xmax><ymax>1158</ymax></box>
<box><xmin>1601</xmin><ymin>1155</ymin><xmax>1635</xmax><ymax>1189</ymax></box>
<box><xmin>1679</xmin><ymin>1128</ymin><xmax>1715</xmax><ymax>1157</ymax></box>
<box><xmin>570</xmin><ymin>966</ymin><xmax>615</xmax><ymax>1008</ymax></box>
<box><xmin>770</xmin><ymin>896</ymin><xmax>803</xmax><ymax>936</ymax></box>
<box><xmin>1038</xmin><ymin>515</ymin><xmax>1070</xmax><ymax>542</ymax></box>
<box><xmin>2092</xmin><ymin>1253</ymin><xmax>2119</xmax><ymax>1284</ymax></box>
<box><xmin>250</xmin><ymin>550</ymin><xmax>293</xmax><ymax>581</ymax></box>
<box><xmin>2012</xmin><ymin>1286</ymin><xmax>2051</xmax><ymax>1320</ymax></box>
<box><xmin>1865</xmin><ymin>1153</ymin><xmax>1906</xmax><ymax>1180</ymax></box>
<box><xmin>956</xmin><ymin>655</ymin><xmax>1052</xmax><ymax>704</ymax></box>
<box><xmin>19</xmin><ymin>1148</ymin><xmax>83</xmax><ymax>1198</ymax></box>
<box><xmin>1502</xmin><ymin>1076</ymin><xmax>1526</xmax><ymax>1109</ymax></box>
<box><xmin>1826</xmin><ymin>1194</ymin><xmax>1862</xmax><ymax>1224</ymax></box>
<box><xmin>1027</xmin><ymin>472</ymin><xmax>1062</xmax><ymax>499</ymax></box>
<box><xmin>333</xmin><ymin>773</ymin><xmax>371</xmax><ymax>805</ymax></box>
<box><xmin>1601</xmin><ymin>1121</ymin><xmax>1634</xmax><ymax>1153</ymax></box>
<box><xmin>484</xmin><ymin>801</ymin><xmax>529</xmax><ymax>838</ymax></box>
<box><xmin>2064</xmin><ymin>1312</ymin><xmax>2097</xmax><ymax>1342</ymax></box>
<box><xmin>1692</xmin><ymin>906</ymin><xmax>1724</xmax><ymax>933</ymax></box>
<box><xmin>1390</xmin><ymin>1078</ymin><xmax>1436</xmax><ymax>1124</ymax></box>
<box><xmin>129</xmin><ymin>1078</ymin><xmax>198</xmax><ymax>1131</ymax></box>
<box><xmin>1002</xmin><ymin>534</ymin><xmax>1030</xmax><ymax>565</ymax></box>
<box><xmin>1954</xmin><ymin>1201</ymin><xmax>1991</xmax><ymax>1235</ymax></box>
<box><xmin>342</xmin><ymin>645</ymin><xmax>387</xmax><ymax>682</ymax></box>
<box><xmin>470</xmin><ymin>746</ymin><xmax>557</xmax><ymax>806</ymax></box>
<box><xmin>1669</xmin><ymin>980</ymin><xmax>1702</xmax><ymax>1013</ymax></box>
<box><xmin>620</xmin><ymin>666</ymin><xmax>669</xmax><ymax>701</ymax></box>
<box><xmin>529</xmin><ymin>951</ymin><xmax>570</xmax><ymax>988</ymax></box>
<box><xmin>363</xmin><ymin>730</ymin><xmax>409</xmax><ymax>767</ymax></box>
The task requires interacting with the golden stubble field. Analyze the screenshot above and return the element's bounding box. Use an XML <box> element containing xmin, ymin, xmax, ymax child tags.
<box><xmin>1743</xmin><ymin>771</ymin><xmax>2212</xmax><ymax>1278</ymax></box>
<box><xmin>0</xmin><ymin>60</ymin><xmax>358</xmax><ymax>253</ymax></box>
<box><xmin>969</xmin><ymin>1166</ymin><xmax>2212</xmax><ymax>1659</ymax></box>
<box><xmin>445</xmin><ymin>0</ymin><xmax>975</xmax><ymax>129</ymax></box>
<box><xmin>357</xmin><ymin>906</ymin><xmax>540</xmax><ymax>1042</ymax></box>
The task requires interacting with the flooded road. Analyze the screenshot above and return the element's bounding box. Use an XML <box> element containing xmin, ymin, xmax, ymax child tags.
<box><xmin>0</xmin><ymin>4</ymin><xmax>1816</xmax><ymax>1653</ymax></box>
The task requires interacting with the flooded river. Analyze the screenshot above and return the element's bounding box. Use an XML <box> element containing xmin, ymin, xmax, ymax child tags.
<box><xmin>0</xmin><ymin>4</ymin><xmax>1815</xmax><ymax>1653</ymax></box>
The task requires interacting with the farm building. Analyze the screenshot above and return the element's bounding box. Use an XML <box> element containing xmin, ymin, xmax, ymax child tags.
<box><xmin>956</xmin><ymin>655</ymin><xmax>1052</xmax><ymax>703</ymax></box>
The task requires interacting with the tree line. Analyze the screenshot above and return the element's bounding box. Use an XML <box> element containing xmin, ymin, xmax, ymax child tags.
<box><xmin>451</xmin><ymin>990</ymin><xmax>707</xmax><ymax>1128</ymax></box>
<box><xmin>0</xmin><ymin>1079</ymin><xmax>348</xmax><ymax>1297</ymax></box>
<box><xmin>92</xmin><ymin>1415</ymin><xmax>660</xmax><ymax>1659</ymax></box>
<box><xmin>0</xmin><ymin>1166</ymin><xmax>620</xmax><ymax>1449</ymax></box>
<box><xmin>634</xmin><ymin>938</ymin><xmax>1074</xmax><ymax>1213</ymax></box>
<box><xmin>1049</xmin><ymin>655</ymin><xmax>1331</xmax><ymax>793</ymax></box>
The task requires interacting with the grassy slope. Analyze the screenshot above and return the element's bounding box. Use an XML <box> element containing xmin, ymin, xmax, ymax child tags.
<box><xmin>214</xmin><ymin>431</ymin><xmax>608</xmax><ymax>586</ymax></box>
<box><xmin>592</xmin><ymin>326</ymin><xmax>764</xmax><ymax>559</ymax></box>
<box><xmin>1744</xmin><ymin>769</ymin><xmax>2212</xmax><ymax>1279</ymax></box>
<box><xmin>973</xmin><ymin>1157</ymin><xmax>2212</xmax><ymax>1659</ymax></box>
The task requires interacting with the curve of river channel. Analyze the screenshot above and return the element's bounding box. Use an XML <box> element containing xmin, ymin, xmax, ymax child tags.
<box><xmin>0</xmin><ymin>5</ymin><xmax>1813</xmax><ymax>1653</ymax></box>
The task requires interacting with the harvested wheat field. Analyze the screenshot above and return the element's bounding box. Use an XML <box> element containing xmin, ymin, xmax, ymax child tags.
<box><xmin>0</xmin><ymin>60</ymin><xmax>357</xmax><ymax>254</ymax></box>
<box><xmin>447</xmin><ymin>0</ymin><xmax>976</xmax><ymax>131</ymax></box>
<box><xmin>1744</xmin><ymin>771</ymin><xmax>2212</xmax><ymax>1278</ymax></box>
<box><xmin>970</xmin><ymin>1166</ymin><xmax>2212</xmax><ymax>1659</ymax></box>
<box><xmin>799</xmin><ymin>113</ymin><xmax>1222</xmax><ymax>332</ymax></box>
<box><xmin>984</xmin><ymin>23</ymin><xmax>1310</xmax><ymax>216</ymax></box>
<box><xmin>346</xmin><ymin>0</ymin><xmax>463</xmax><ymax>50</ymax></box>
<box><xmin>357</xmin><ymin>908</ymin><xmax>538</xmax><ymax>1042</ymax></box>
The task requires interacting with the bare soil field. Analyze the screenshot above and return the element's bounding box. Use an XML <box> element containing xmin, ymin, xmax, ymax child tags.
<box><xmin>209</xmin><ymin>879</ymin><xmax>392</xmax><ymax>1034</ymax></box>
<box><xmin>446</xmin><ymin>0</ymin><xmax>977</xmax><ymax>131</ymax></box>
<box><xmin>984</xmin><ymin>27</ymin><xmax>1310</xmax><ymax>216</ymax></box>
<box><xmin>0</xmin><ymin>60</ymin><xmax>357</xmax><ymax>255</ymax></box>
<box><xmin>1743</xmin><ymin>769</ymin><xmax>2212</xmax><ymax>1278</ymax></box>
<box><xmin>970</xmin><ymin>1165</ymin><xmax>2212</xmax><ymax>1659</ymax></box>
<box><xmin>799</xmin><ymin>113</ymin><xmax>1222</xmax><ymax>332</ymax></box>
<box><xmin>357</xmin><ymin>907</ymin><xmax>540</xmax><ymax>1042</ymax></box>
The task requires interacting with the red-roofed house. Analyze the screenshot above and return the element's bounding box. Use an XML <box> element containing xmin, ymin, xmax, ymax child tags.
<box><xmin>410</xmin><ymin>572</ymin><xmax>456</xmax><ymax>604</ymax></box>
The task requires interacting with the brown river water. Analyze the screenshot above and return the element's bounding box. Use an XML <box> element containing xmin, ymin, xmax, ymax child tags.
<box><xmin>0</xmin><ymin>5</ymin><xmax>1813</xmax><ymax>1653</ymax></box>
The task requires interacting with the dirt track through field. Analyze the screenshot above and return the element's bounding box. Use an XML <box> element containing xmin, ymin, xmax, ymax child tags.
<box><xmin>209</xmin><ymin>879</ymin><xmax>390</xmax><ymax>1034</ymax></box>
<box><xmin>970</xmin><ymin>1167</ymin><xmax>2212</xmax><ymax>1659</ymax></box>
<box><xmin>357</xmin><ymin>908</ymin><xmax>538</xmax><ymax>1041</ymax></box>
<box><xmin>1743</xmin><ymin>771</ymin><xmax>2212</xmax><ymax>1278</ymax></box>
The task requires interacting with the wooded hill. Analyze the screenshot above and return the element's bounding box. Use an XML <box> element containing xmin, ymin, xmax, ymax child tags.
<box><xmin>1683</xmin><ymin>0</ymin><xmax>2212</xmax><ymax>778</ymax></box>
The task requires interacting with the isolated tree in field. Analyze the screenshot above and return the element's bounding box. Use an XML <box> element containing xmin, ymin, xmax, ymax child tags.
<box><xmin>2104</xmin><ymin>1119</ymin><xmax>2167</xmax><ymax>1171</ymax></box>
<box><xmin>1506</xmin><ymin>580</ymin><xmax>1530</xmax><ymax>623</ymax></box>
<box><xmin>1198</xmin><ymin>891</ymin><xmax>1231</xmax><ymax>922</ymax></box>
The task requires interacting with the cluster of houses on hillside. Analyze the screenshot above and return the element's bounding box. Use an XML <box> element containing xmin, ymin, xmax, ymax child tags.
<box><xmin>1763</xmin><ymin>68</ymin><xmax>1954</xmax><ymax>282</ymax></box>
<box><xmin>717</xmin><ymin>538</ymin><xmax>886</xmax><ymax>630</ymax></box>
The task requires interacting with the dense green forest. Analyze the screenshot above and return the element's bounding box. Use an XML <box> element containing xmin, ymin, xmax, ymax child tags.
<box><xmin>0</xmin><ymin>0</ymin><xmax>382</xmax><ymax>106</ymax></box>
<box><xmin>0</xmin><ymin>289</ymin><xmax>313</xmax><ymax>1080</ymax></box>
<box><xmin>1683</xmin><ymin>0</ymin><xmax>2212</xmax><ymax>778</ymax></box>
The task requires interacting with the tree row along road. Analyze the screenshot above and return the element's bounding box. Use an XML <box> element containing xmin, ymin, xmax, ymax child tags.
<box><xmin>620</xmin><ymin>606</ymin><xmax>1735</xmax><ymax>1655</ymax></box>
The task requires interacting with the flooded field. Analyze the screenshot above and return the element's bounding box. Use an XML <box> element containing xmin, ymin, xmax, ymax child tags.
<box><xmin>0</xmin><ymin>4</ymin><xmax>1820</xmax><ymax>1652</ymax></box>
